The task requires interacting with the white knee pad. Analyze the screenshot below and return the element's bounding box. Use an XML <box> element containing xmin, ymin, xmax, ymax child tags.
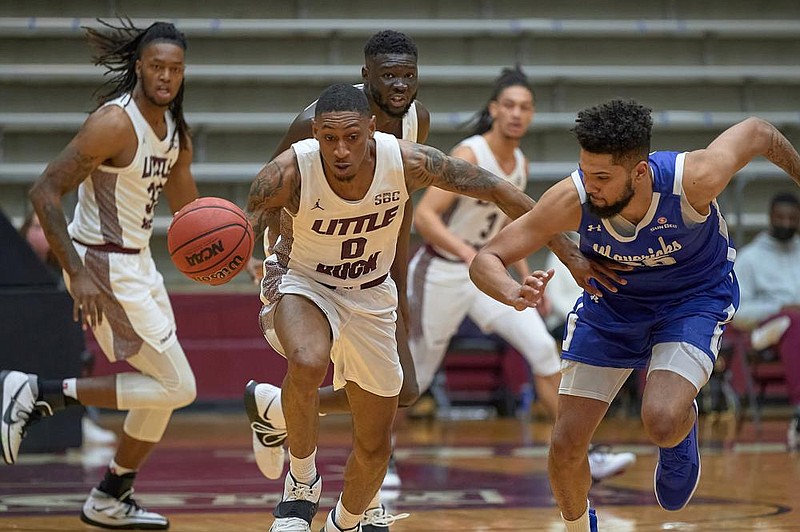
<box><xmin>123</xmin><ymin>408</ymin><xmax>173</xmax><ymax>443</ymax></box>
<box><xmin>115</xmin><ymin>342</ymin><xmax>197</xmax><ymax>441</ymax></box>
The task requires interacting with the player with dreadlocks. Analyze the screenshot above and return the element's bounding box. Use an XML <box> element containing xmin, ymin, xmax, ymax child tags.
<box><xmin>1</xmin><ymin>19</ymin><xmax>198</xmax><ymax>529</ymax></box>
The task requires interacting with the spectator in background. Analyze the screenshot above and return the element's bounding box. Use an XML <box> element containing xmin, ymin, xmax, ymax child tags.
<box><xmin>733</xmin><ymin>192</ymin><xmax>800</xmax><ymax>449</ymax></box>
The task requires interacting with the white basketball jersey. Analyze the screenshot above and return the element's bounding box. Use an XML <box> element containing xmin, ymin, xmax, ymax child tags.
<box><xmin>431</xmin><ymin>135</ymin><xmax>527</xmax><ymax>260</ymax></box>
<box><xmin>69</xmin><ymin>93</ymin><xmax>179</xmax><ymax>250</ymax></box>
<box><xmin>402</xmin><ymin>101</ymin><xmax>419</xmax><ymax>143</ymax></box>
<box><xmin>345</xmin><ymin>85</ymin><xmax>418</xmax><ymax>142</ymax></box>
<box><xmin>284</xmin><ymin>131</ymin><xmax>409</xmax><ymax>288</ymax></box>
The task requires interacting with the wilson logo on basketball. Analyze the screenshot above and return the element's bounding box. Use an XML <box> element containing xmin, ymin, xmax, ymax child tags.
<box><xmin>192</xmin><ymin>255</ymin><xmax>245</xmax><ymax>283</ymax></box>
<box><xmin>185</xmin><ymin>240</ymin><xmax>225</xmax><ymax>266</ymax></box>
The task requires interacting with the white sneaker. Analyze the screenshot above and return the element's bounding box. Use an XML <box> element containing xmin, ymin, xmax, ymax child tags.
<box><xmin>361</xmin><ymin>505</ymin><xmax>410</xmax><ymax>531</ymax></box>
<box><xmin>82</xmin><ymin>417</ymin><xmax>117</xmax><ymax>446</ymax></box>
<box><xmin>1</xmin><ymin>370</ymin><xmax>38</xmax><ymax>465</ymax></box>
<box><xmin>270</xmin><ymin>473</ymin><xmax>322</xmax><ymax>532</ymax></box>
<box><xmin>321</xmin><ymin>509</ymin><xmax>360</xmax><ymax>531</ymax></box>
<box><xmin>245</xmin><ymin>380</ymin><xmax>287</xmax><ymax>479</ymax></box>
<box><xmin>588</xmin><ymin>445</ymin><xmax>637</xmax><ymax>481</ymax></box>
<box><xmin>80</xmin><ymin>487</ymin><xmax>168</xmax><ymax>529</ymax></box>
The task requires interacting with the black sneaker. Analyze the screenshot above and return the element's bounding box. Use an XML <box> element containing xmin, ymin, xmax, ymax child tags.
<box><xmin>270</xmin><ymin>473</ymin><xmax>322</xmax><ymax>532</ymax></box>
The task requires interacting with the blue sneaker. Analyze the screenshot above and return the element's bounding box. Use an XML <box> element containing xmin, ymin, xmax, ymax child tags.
<box><xmin>589</xmin><ymin>507</ymin><xmax>598</xmax><ymax>531</ymax></box>
<box><xmin>654</xmin><ymin>399</ymin><xmax>700</xmax><ymax>511</ymax></box>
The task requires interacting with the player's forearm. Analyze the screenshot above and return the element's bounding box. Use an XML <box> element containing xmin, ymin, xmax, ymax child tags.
<box><xmin>29</xmin><ymin>183</ymin><xmax>83</xmax><ymax>276</ymax></box>
<box><xmin>758</xmin><ymin>119</ymin><xmax>800</xmax><ymax>185</ymax></box>
<box><xmin>511</xmin><ymin>258</ymin><xmax>530</xmax><ymax>280</ymax></box>
<box><xmin>469</xmin><ymin>250</ymin><xmax>521</xmax><ymax>307</ymax></box>
<box><xmin>546</xmin><ymin>232</ymin><xmax>583</xmax><ymax>270</ymax></box>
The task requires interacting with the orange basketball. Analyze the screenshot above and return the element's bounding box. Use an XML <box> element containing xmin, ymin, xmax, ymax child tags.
<box><xmin>167</xmin><ymin>197</ymin><xmax>255</xmax><ymax>286</ymax></box>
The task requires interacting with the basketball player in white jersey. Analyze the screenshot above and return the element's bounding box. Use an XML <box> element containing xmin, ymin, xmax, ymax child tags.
<box><xmin>245</xmin><ymin>31</ymin><xmax>428</xmax><ymax>529</ymax></box>
<box><xmin>0</xmin><ymin>21</ymin><xmax>197</xmax><ymax>530</ymax></box>
<box><xmin>408</xmin><ymin>67</ymin><xmax>636</xmax><ymax>482</ymax></box>
<box><xmin>245</xmin><ymin>83</ymin><xmax>617</xmax><ymax>532</ymax></box>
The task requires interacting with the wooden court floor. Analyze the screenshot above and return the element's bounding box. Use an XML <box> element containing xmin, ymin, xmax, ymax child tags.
<box><xmin>1</xmin><ymin>409</ymin><xmax>798</xmax><ymax>531</ymax></box>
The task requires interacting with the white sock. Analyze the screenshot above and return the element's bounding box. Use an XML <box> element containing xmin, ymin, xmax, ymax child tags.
<box><xmin>62</xmin><ymin>378</ymin><xmax>78</xmax><ymax>400</ymax></box>
<box><xmin>109</xmin><ymin>459</ymin><xmax>136</xmax><ymax>476</ymax></box>
<box><xmin>288</xmin><ymin>448</ymin><xmax>317</xmax><ymax>485</ymax></box>
<box><xmin>333</xmin><ymin>494</ymin><xmax>362</xmax><ymax>530</ymax></box>
<box><xmin>562</xmin><ymin>500</ymin><xmax>591</xmax><ymax>532</ymax></box>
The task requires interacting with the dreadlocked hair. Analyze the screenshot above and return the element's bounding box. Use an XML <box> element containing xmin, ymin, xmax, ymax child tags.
<box><xmin>85</xmin><ymin>18</ymin><xmax>190</xmax><ymax>149</ymax></box>
<box><xmin>463</xmin><ymin>65</ymin><xmax>534</xmax><ymax>137</ymax></box>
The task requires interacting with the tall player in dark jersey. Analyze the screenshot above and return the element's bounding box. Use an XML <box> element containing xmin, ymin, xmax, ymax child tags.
<box><xmin>470</xmin><ymin>99</ymin><xmax>800</xmax><ymax>532</ymax></box>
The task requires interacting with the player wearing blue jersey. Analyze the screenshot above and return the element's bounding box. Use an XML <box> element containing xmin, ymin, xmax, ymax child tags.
<box><xmin>469</xmin><ymin>99</ymin><xmax>800</xmax><ymax>532</ymax></box>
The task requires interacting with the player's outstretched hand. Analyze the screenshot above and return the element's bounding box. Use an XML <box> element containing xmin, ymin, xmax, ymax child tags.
<box><xmin>70</xmin><ymin>268</ymin><xmax>103</xmax><ymax>330</ymax></box>
<box><xmin>511</xmin><ymin>269</ymin><xmax>555</xmax><ymax>311</ymax></box>
<box><xmin>567</xmin><ymin>255</ymin><xmax>630</xmax><ymax>297</ymax></box>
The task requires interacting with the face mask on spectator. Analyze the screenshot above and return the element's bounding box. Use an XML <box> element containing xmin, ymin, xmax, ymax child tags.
<box><xmin>770</xmin><ymin>226</ymin><xmax>797</xmax><ymax>242</ymax></box>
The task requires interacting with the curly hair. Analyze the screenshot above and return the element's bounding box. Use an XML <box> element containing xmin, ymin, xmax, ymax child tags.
<box><xmin>572</xmin><ymin>99</ymin><xmax>652</xmax><ymax>164</ymax></box>
<box><xmin>464</xmin><ymin>65</ymin><xmax>534</xmax><ymax>137</ymax></box>
<box><xmin>316</xmin><ymin>83</ymin><xmax>371</xmax><ymax>118</ymax></box>
<box><xmin>363</xmin><ymin>30</ymin><xmax>418</xmax><ymax>60</ymax></box>
<box><xmin>85</xmin><ymin>18</ymin><xmax>190</xmax><ymax>150</ymax></box>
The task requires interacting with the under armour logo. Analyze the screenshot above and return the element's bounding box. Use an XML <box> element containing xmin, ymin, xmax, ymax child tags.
<box><xmin>311</xmin><ymin>199</ymin><xmax>324</xmax><ymax>211</ymax></box>
<box><xmin>587</xmin><ymin>224</ymin><xmax>601</xmax><ymax>232</ymax></box>
<box><xmin>590</xmin><ymin>294</ymin><xmax>600</xmax><ymax>303</ymax></box>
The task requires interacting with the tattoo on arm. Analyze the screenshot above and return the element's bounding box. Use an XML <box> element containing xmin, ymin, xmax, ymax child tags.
<box><xmin>247</xmin><ymin>160</ymin><xmax>298</xmax><ymax>236</ymax></box>
<box><xmin>414</xmin><ymin>144</ymin><xmax>499</xmax><ymax>194</ymax></box>
<box><xmin>32</xmin><ymin>146</ymin><xmax>97</xmax><ymax>274</ymax></box>
<box><xmin>51</xmin><ymin>146</ymin><xmax>96</xmax><ymax>190</ymax></box>
<box><xmin>766</xmin><ymin>127</ymin><xmax>800</xmax><ymax>184</ymax></box>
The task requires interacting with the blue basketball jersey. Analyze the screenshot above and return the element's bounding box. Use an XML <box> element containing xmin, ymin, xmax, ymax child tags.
<box><xmin>574</xmin><ymin>151</ymin><xmax>735</xmax><ymax>306</ymax></box>
<box><xmin>563</xmin><ymin>151</ymin><xmax>739</xmax><ymax>368</ymax></box>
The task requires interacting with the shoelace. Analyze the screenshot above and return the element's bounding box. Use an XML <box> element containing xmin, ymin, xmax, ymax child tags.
<box><xmin>286</xmin><ymin>483</ymin><xmax>317</xmax><ymax>502</ymax></box>
<box><xmin>15</xmin><ymin>404</ymin><xmax>42</xmax><ymax>440</ymax></box>
<box><xmin>250</xmin><ymin>420</ymin><xmax>287</xmax><ymax>447</ymax></box>
<box><xmin>659</xmin><ymin>438</ymin><xmax>693</xmax><ymax>480</ymax></box>
<box><xmin>114</xmin><ymin>489</ymin><xmax>148</xmax><ymax>516</ymax></box>
<box><xmin>362</xmin><ymin>509</ymin><xmax>410</xmax><ymax>526</ymax></box>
